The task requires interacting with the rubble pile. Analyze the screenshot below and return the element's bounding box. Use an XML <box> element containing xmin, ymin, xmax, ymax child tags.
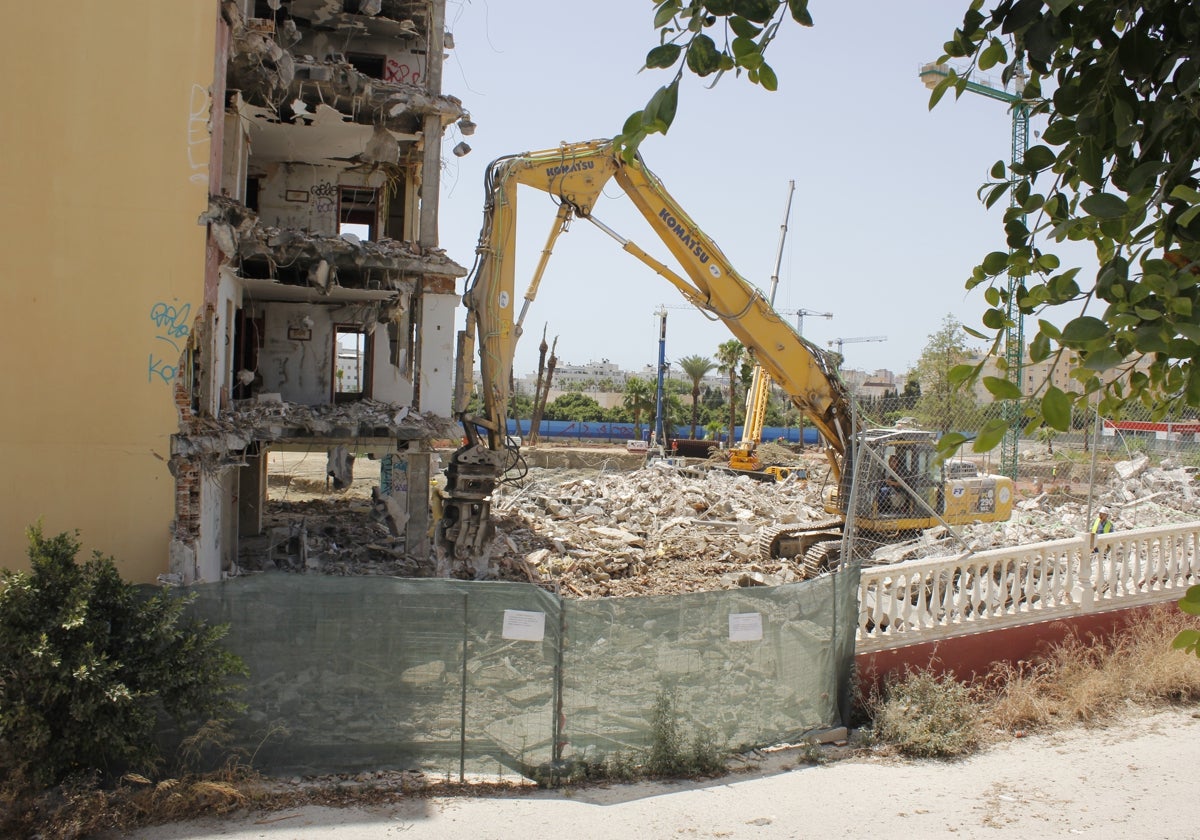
<box><xmin>486</xmin><ymin>460</ymin><xmax>832</xmax><ymax>597</ymax></box>
<box><xmin>247</xmin><ymin>448</ymin><xmax>1200</xmax><ymax>598</ymax></box>
<box><xmin>239</xmin><ymin>498</ymin><xmax>423</xmax><ymax>577</ymax></box>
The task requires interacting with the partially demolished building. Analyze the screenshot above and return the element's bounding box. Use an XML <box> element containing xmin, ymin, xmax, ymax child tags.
<box><xmin>1</xmin><ymin>1</ymin><xmax>467</xmax><ymax>582</ymax></box>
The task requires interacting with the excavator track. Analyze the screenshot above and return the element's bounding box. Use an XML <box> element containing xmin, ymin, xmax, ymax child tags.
<box><xmin>757</xmin><ymin>517</ymin><xmax>844</xmax><ymax>563</ymax></box>
<box><xmin>800</xmin><ymin>540</ymin><xmax>841</xmax><ymax>579</ymax></box>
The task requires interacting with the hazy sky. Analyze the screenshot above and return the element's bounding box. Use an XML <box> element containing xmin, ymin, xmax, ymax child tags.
<box><xmin>435</xmin><ymin>1</ymin><xmax>1093</xmax><ymax>380</ymax></box>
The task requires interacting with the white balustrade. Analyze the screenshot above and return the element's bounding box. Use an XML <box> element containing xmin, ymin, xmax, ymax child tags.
<box><xmin>857</xmin><ymin>521</ymin><xmax>1200</xmax><ymax>652</ymax></box>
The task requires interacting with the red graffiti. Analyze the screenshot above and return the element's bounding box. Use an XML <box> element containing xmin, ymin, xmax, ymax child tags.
<box><xmin>384</xmin><ymin>58</ymin><xmax>420</xmax><ymax>84</ymax></box>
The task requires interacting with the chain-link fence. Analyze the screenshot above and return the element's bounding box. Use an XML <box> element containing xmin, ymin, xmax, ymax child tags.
<box><xmin>180</xmin><ymin>570</ymin><xmax>858</xmax><ymax>780</ymax></box>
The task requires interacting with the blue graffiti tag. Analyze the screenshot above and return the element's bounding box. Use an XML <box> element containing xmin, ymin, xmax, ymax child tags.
<box><xmin>149</xmin><ymin>300</ymin><xmax>192</xmax><ymax>384</ymax></box>
<box><xmin>151</xmin><ymin>301</ymin><xmax>191</xmax><ymax>348</ymax></box>
<box><xmin>148</xmin><ymin>354</ymin><xmax>178</xmax><ymax>385</ymax></box>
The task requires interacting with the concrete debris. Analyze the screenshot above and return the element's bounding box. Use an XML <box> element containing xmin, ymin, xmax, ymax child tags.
<box><xmin>225</xmin><ymin>1</ymin><xmax>456</xmax><ymax>129</ymax></box>
<box><xmin>1114</xmin><ymin>453</ymin><xmax>1150</xmax><ymax>481</ymax></box>
<box><xmin>240</xmin><ymin>447</ymin><xmax>1199</xmax><ymax>598</ymax></box>
<box><xmin>175</xmin><ymin>398</ymin><xmax>455</xmax><ymax>460</ymax></box>
<box><xmin>201</xmin><ymin>196</ymin><xmax>468</xmax><ymax>287</ymax></box>
<box><xmin>326</xmin><ymin>445</ymin><xmax>354</xmax><ymax>489</ymax></box>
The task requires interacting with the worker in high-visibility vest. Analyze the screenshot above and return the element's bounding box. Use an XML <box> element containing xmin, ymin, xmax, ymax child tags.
<box><xmin>1090</xmin><ymin>506</ymin><xmax>1114</xmax><ymax>555</ymax></box>
<box><xmin>1091</xmin><ymin>507</ymin><xmax>1114</xmax><ymax>535</ymax></box>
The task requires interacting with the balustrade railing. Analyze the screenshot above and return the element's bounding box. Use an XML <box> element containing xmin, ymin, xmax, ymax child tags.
<box><xmin>857</xmin><ymin>521</ymin><xmax>1200</xmax><ymax>652</ymax></box>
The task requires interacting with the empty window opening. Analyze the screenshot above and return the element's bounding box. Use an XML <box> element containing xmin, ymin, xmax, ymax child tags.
<box><xmin>334</xmin><ymin>325</ymin><xmax>373</xmax><ymax>402</ymax></box>
<box><xmin>253</xmin><ymin>0</ymin><xmax>282</xmax><ymax>18</ymax></box>
<box><xmin>384</xmin><ymin>173</ymin><xmax>408</xmax><ymax>241</ymax></box>
<box><xmin>232</xmin><ymin>309</ymin><xmax>264</xmax><ymax>401</ymax></box>
<box><xmin>345</xmin><ymin>52</ymin><xmax>386</xmax><ymax>79</ymax></box>
<box><xmin>339</xmin><ymin>187</ymin><xmax>378</xmax><ymax>240</ymax></box>
<box><xmin>245</xmin><ymin>175</ymin><xmax>262</xmax><ymax>212</ymax></box>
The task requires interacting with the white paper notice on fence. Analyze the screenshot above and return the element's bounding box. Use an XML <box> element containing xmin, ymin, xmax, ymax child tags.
<box><xmin>502</xmin><ymin>609</ymin><xmax>546</xmax><ymax>642</ymax></box>
<box><xmin>728</xmin><ymin>612</ymin><xmax>763</xmax><ymax>642</ymax></box>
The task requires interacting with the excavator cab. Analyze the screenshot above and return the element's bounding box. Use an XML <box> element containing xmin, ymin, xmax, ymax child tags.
<box><xmin>823</xmin><ymin>428</ymin><xmax>1012</xmax><ymax>533</ymax></box>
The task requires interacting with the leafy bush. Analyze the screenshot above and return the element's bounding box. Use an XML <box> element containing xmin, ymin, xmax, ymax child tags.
<box><xmin>646</xmin><ymin>690</ymin><xmax>726</xmax><ymax>777</ymax></box>
<box><xmin>0</xmin><ymin>526</ymin><xmax>245</xmax><ymax>787</ymax></box>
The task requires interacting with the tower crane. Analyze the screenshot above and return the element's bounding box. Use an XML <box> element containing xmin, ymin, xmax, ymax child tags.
<box><xmin>920</xmin><ymin>61</ymin><xmax>1030</xmax><ymax>480</ymax></box>
<box><xmin>779</xmin><ymin>308</ymin><xmax>832</xmax><ymax>336</ymax></box>
<box><xmin>828</xmin><ymin>335</ymin><xmax>886</xmax><ymax>357</ymax></box>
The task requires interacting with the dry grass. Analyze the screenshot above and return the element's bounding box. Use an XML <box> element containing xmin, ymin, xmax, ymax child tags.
<box><xmin>870</xmin><ymin>605</ymin><xmax>1200</xmax><ymax>757</ymax></box>
<box><xmin>988</xmin><ymin>606</ymin><xmax>1200</xmax><ymax>732</ymax></box>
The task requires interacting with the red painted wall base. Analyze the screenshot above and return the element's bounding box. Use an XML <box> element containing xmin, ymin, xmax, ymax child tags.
<box><xmin>855</xmin><ymin>604</ymin><xmax>1166</xmax><ymax>700</ymax></box>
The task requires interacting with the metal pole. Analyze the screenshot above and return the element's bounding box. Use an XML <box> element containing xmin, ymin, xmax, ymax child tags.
<box><xmin>1086</xmin><ymin>396</ymin><xmax>1101</xmax><ymax>527</ymax></box>
<box><xmin>840</xmin><ymin>397</ymin><xmax>861</xmax><ymax>563</ymax></box>
<box><xmin>654</xmin><ymin>308</ymin><xmax>667</xmax><ymax>449</ymax></box>
<box><xmin>459</xmin><ymin>593</ymin><xmax>469</xmax><ymax>783</ymax></box>
<box><xmin>766</xmin><ymin>181</ymin><xmax>795</xmax><ymax>307</ymax></box>
<box><xmin>552</xmin><ymin>602</ymin><xmax>566</xmax><ymax>765</ymax></box>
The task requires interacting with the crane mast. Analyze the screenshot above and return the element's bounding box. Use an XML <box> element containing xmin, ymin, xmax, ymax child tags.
<box><xmin>920</xmin><ymin>61</ymin><xmax>1030</xmax><ymax>479</ymax></box>
<box><xmin>734</xmin><ymin>181</ymin><xmax>796</xmax><ymax>472</ymax></box>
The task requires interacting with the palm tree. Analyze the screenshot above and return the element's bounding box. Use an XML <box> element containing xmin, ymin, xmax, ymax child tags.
<box><xmin>623</xmin><ymin>376</ymin><xmax>654</xmax><ymax>438</ymax></box>
<box><xmin>716</xmin><ymin>339</ymin><xmax>744</xmax><ymax>446</ymax></box>
<box><xmin>678</xmin><ymin>354</ymin><xmax>716</xmax><ymax>440</ymax></box>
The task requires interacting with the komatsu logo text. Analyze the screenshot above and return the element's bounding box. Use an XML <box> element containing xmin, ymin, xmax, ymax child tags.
<box><xmin>658</xmin><ymin>209</ymin><xmax>710</xmax><ymax>264</ymax></box>
<box><xmin>544</xmin><ymin>160</ymin><xmax>595</xmax><ymax>177</ymax></box>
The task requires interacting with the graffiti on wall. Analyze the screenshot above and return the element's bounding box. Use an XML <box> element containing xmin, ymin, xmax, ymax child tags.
<box><xmin>149</xmin><ymin>300</ymin><xmax>192</xmax><ymax>385</ymax></box>
<box><xmin>384</xmin><ymin>59</ymin><xmax>420</xmax><ymax>84</ymax></box>
<box><xmin>187</xmin><ymin>84</ymin><xmax>210</xmax><ymax>187</ymax></box>
<box><xmin>311</xmin><ymin>181</ymin><xmax>336</xmax><ymax>215</ymax></box>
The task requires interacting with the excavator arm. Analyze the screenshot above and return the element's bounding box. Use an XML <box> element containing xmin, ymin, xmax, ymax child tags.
<box><xmin>438</xmin><ymin>140</ymin><xmax>858</xmax><ymax>567</ymax></box>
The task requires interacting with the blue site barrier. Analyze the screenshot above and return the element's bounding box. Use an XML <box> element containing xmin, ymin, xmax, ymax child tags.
<box><xmin>504</xmin><ymin>419</ymin><xmax>820</xmax><ymax>445</ymax></box>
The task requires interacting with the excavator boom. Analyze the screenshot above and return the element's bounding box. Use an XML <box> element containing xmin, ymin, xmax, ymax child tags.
<box><xmin>438</xmin><ymin>139</ymin><xmax>1012</xmax><ymax>574</ymax></box>
<box><xmin>439</xmin><ymin>140</ymin><xmax>855</xmax><ymax>567</ymax></box>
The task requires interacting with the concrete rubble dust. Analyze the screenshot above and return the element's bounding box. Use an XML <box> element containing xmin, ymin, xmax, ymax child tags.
<box><xmin>239</xmin><ymin>446</ymin><xmax>1200</xmax><ymax>598</ymax></box>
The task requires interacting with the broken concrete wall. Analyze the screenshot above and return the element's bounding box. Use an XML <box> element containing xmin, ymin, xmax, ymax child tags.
<box><xmin>210</xmin><ymin>267</ymin><xmax>245</xmax><ymax>412</ymax></box>
<box><xmin>293</xmin><ymin>29</ymin><xmax>428</xmax><ymax>86</ymax></box>
<box><xmin>416</xmin><ymin>287</ymin><xmax>456</xmax><ymax>416</ymax></box>
<box><xmin>247</xmin><ymin>300</ymin><xmax>413</xmax><ymax>406</ymax></box>
<box><xmin>194</xmin><ymin>467</ymin><xmax>239</xmax><ymax>583</ymax></box>
<box><xmin>254</xmin><ymin>162</ymin><xmax>395</xmax><ymax>236</ymax></box>
<box><xmin>220</xmin><ymin>96</ymin><xmax>251</xmax><ymax>204</ymax></box>
<box><xmin>370</xmin><ymin>317</ymin><xmax>417</xmax><ymax>405</ymax></box>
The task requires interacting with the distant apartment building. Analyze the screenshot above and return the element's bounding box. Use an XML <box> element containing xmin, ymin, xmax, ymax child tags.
<box><xmin>970</xmin><ymin>349</ymin><xmax>1088</xmax><ymax>401</ymax></box>
<box><xmin>839</xmin><ymin>368</ymin><xmax>898</xmax><ymax>400</ymax></box>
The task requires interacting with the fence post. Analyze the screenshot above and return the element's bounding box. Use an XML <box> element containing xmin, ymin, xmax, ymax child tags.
<box><xmin>552</xmin><ymin>598</ymin><xmax>565</xmax><ymax>764</ymax></box>
<box><xmin>459</xmin><ymin>592</ymin><xmax>469</xmax><ymax>783</ymax></box>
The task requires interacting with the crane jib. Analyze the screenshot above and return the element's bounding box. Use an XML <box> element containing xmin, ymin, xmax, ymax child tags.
<box><xmin>657</xmin><ymin>209</ymin><xmax>711</xmax><ymax>264</ymax></box>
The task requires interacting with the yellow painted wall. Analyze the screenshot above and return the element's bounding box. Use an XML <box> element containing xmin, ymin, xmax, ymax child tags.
<box><xmin>0</xmin><ymin>5</ymin><xmax>218</xmax><ymax>581</ymax></box>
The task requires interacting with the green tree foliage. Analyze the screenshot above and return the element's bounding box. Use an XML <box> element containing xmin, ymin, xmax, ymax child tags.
<box><xmin>678</xmin><ymin>354</ymin><xmax>716</xmax><ymax>438</ymax></box>
<box><xmin>716</xmin><ymin>339</ymin><xmax>745</xmax><ymax>444</ymax></box>
<box><xmin>543</xmin><ymin>392</ymin><xmax>606</xmax><ymax>422</ymax></box>
<box><xmin>0</xmin><ymin>526</ymin><xmax>245</xmax><ymax>787</ymax></box>
<box><xmin>653</xmin><ymin>393</ymin><xmax>687</xmax><ymax>440</ymax></box>
<box><xmin>623</xmin><ymin>376</ymin><xmax>655</xmax><ymax>436</ymax></box>
<box><xmin>631</xmin><ymin>2</ymin><xmax>1200</xmax><ymax>451</ymax></box>
<box><xmin>1175</xmin><ymin>586</ymin><xmax>1200</xmax><ymax>656</ymax></box>
<box><xmin>932</xmin><ymin>0</ymin><xmax>1200</xmax><ymax>444</ymax></box>
<box><xmin>616</xmin><ymin>0</ymin><xmax>813</xmax><ymax>158</ymax></box>
<box><xmin>911</xmin><ymin>315</ymin><xmax>984</xmax><ymax>435</ymax></box>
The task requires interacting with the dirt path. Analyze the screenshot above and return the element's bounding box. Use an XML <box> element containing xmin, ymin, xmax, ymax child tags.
<box><xmin>132</xmin><ymin>705</ymin><xmax>1200</xmax><ymax>839</ymax></box>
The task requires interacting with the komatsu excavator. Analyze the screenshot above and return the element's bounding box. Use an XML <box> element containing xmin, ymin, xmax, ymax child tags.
<box><xmin>438</xmin><ymin>140</ymin><xmax>1013</xmax><ymax>575</ymax></box>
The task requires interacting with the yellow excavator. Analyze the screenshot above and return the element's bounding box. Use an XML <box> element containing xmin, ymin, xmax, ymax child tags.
<box><xmin>438</xmin><ymin>140</ymin><xmax>1013</xmax><ymax>575</ymax></box>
